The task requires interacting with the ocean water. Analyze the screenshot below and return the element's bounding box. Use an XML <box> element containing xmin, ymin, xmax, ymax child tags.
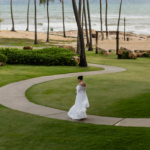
<box><xmin>0</xmin><ymin>0</ymin><xmax>150</xmax><ymax>35</ymax></box>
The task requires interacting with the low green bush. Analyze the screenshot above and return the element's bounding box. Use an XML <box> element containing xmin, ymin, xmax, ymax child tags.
<box><xmin>122</xmin><ymin>51</ymin><xmax>129</xmax><ymax>59</ymax></box>
<box><xmin>0</xmin><ymin>54</ymin><xmax>7</xmax><ymax>63</ymax></box>
<box><xmin>143</xmin><ymin>53</ymin><xmax>150</xmax><ymax>57</ymax></box>
<box><xmin>0</xmin><ymin>47</ymin><xmax>77</xmax><ymax>66</ymax></box>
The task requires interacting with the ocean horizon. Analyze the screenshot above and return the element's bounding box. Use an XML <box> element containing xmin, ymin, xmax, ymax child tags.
<box><xmin>0</xmin><ymin>0</ymin><xmax>150</xmax><ymax>35</ymax></box>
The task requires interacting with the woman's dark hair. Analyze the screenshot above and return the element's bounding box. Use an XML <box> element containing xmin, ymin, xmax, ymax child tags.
<box><xmin>78</xmin><ymin>76</ymin><xmax>83</xmax><ymax>80</ymax></box>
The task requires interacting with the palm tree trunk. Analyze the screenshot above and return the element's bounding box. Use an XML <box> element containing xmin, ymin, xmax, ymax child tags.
<box><xmin>82</xmin><ymin>9</ymin><xmax>84</xmax><ymax>29</ymax></box>
<box><xmin>62</xmin><ymin>0</ymin><xmax>66</xmax><ymax>37</ymax></box>
<box><xmin>26</xmin><ymin>0</ymin><xmax>30</xmax><ymax>31</ymax></box>
<box><xmin>83</xmin><ymin>0</ymin><xmax>89</xmax><ymax>47</ymax></box>
<box><xmin>34</xmin><ymin>0</ymin><xmax>38</xmax><ymax>44</ymax></box>
<box><xmin>124</xmin><ymin>17</ymin><xmax>125</xmax><ymax>41</ymax></box>
<box><xmin>46</xmin><ymin>0</ymin><xmax>50</xmax><ymax>42</ymax></box>
<box><xmin>116</xmin><ymin>0</ymin><xmax>123</xmax><ymax>57</ymax></box>
<box><xmin>10</xmin><ymin>0</ymin><xmax>15</xmax><ymax>31</ymax></box>
<box><xmin>72</xmin><ymin>0</ymin><xmax>87</xmax><ymax>67</ymax></box>
<box><xmin>77</xmin><ymin>0</ymin><xmax>82</xmax><ymax>55</ymax></box>
<box><xmin>86</xmin><ymin>0</ymin><xmax>93</xmax><ymax>51</ymax></box>
<box><xmin>105</xmin><ymin>0</ymin><xmax>108</xmax><ymax>39</ymax></box>
<box><xmin>100</xmin><ymin>0</ymin><xmax>104</xmax><ymax>40</ymax></box>
<box><xmin>117</xmin><ymin>0</ymin><xmax>123</xmax><ymax>32</ymax></box>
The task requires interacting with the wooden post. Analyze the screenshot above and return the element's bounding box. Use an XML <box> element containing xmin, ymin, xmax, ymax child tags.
<box><xmin>124</xmin><ymin>17</ymin><xmax>125</xmax><ymax>41</ymax></box>
<box><xmin>96</xmin><ymin>31</ymin><xmax>99</xmax><ymax>54</ymax></box>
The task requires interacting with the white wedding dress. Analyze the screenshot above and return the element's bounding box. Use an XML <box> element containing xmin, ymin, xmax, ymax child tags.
<box><xmin>68</xmin><ymin>85</ymin><xmax>90</xmax><ymax>120</ymax></box>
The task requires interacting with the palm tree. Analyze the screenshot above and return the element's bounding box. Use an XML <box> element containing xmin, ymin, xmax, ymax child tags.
<box><xmin>60</xmin><ymin>0</ymin><xmax>66</xmax><ymax>37</ymax></box>
<box><xmin>100</xmin><ymin>0</ymin><xmax>104</xmax><ymax>40</ymax></box>
<box><xmin>86</xmin><ymin>0</ymin><xmax>93</xmax><ymax>51</ymax></box>
<box><xmin>117</xmin><ymin>0</ymin><xmax>123</xmax><ymax>32</ymax></box>
<box><xmin>105</xmin><ymin>0</ymin><xmax>108</xmax><ymax>39</ymax></box>
<box><xmin>83</xmin><ymin>0</ymin><xmax>89</xmax><ymax>46</ymax></box>
<box><xmin>72</xmin><ymin>0</ymin><xmax>87</xmax><ymax>67</ymax></box>
<box><xmin>116</xmin><ymin>0</ymin><xmax>123</xmax><ymax>57</ymax></box>
<box><xmin>46</xmin><ymin>0</ymin><xmax>50</xmax><ymax>42</ymax></box>
<box><xmin>77</xmin><ymin>0</ymin><xmax>82</xmax><ymax>55</ymax></box>
<box><xmin>10</xmin><ymin>0</ymin><xmax>15</xmax><ymax>31</ymax></box>
<box><xmin>34</xmin><ymin>0</ymin><xmax>38</xmax><ymax>44</ymax></box>
<box><xmin>40</xmin><ymin>0</ymin><xmax>54</xmax><ymax>42</ymax></box>
<box><xmin>26</xmin><ymin>0</ymin><xmax>30</xmax><ymax>31</ymax></box>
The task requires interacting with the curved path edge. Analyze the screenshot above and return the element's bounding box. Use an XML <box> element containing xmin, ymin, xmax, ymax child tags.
<box><xmin>0</xmin><ymin>63</ymin><xmax>149</xmax><ymax>127</ymax></box>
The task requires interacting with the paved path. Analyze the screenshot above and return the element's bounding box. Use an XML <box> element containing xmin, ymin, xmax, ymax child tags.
<box><xmin>0</xmin><ymin>64</ymin><xmax>150</xmax><ymax>127</ymax></box>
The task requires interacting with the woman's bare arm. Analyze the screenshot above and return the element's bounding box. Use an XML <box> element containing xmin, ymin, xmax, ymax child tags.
<box><xmin>79</xmin><ymin>81</ymin><xmax>86</xmax><ymax>87</ymax></box>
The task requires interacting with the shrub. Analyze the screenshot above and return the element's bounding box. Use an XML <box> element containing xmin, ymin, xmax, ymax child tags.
<box><xmin>0</xmin><ymin>47</ymin><xmax>78</xmax><ymax>66</ymax></box>
<box><xmin>122</xmin><ymin>51</ymin><xmax>129</xmax><ymax>59</ymax></box>
<box><xmin>143</xmin><ymin>53</ymin><xmax>150</xmax><ymax>57</ymax></box>
<box><xmin>0</xmin><ymin>54</ymin><xmax>7</xmax><ymax>63</ymax></box>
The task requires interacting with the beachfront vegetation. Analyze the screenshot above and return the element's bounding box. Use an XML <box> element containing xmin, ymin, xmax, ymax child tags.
<box><xmin>0</xmin><ymin>54</ymin><xmax>7</xmax><ymax>63</ymax></box>
<box><xmin>87</xmin><ymin>0</ymin><xmax>93</xmax><ymax>51</ymax></box>
<box><xmin>10</xmin><ymin>0</ymin><xmax>15</xmax><ymax>31</ymax></box>
<box><xmin>39</xmin><ymin>0</ymin><xmax>54</xmax><ymax>42</ymax></box>
<box><xmin>72</xmin><ymin>0</ymin><xmax>87</xmax><ymax>67</ymax></box>
<box><xmin>0</xmin><ymin>19</ymin><xmax>3</xmax><ymax>23</ymax></box>
<box><xmin>60</xmin><ymin>0</ymin><xmax>66</xmax><ymax>37</ymax></box>
<box><xmin>34</xmin><ymin>0</ymin><xmax>38</xmax><ymax>44</ymax></box>
<box><xmin>27</xmin><ymin>51</ymin><xmax>150</xmax><ymax>118</ymax></box>
<box><xmin>0</xmin><ymin>47</ymin><xmax>77</xmax><ymax>66</ymax></box>
<box><xmin>105</xmin><ymin>0</ymin><xmax>108</xmax><ymax>38</ymax></box>
<box><xmin>26</xmin><ymin>0</ymin><xmax>30</xmax><ymax>31</ymax></box>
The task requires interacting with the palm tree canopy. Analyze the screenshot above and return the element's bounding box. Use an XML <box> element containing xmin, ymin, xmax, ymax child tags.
<box><xmin>39</xmin><ymin>0</ymin><xmax>54</xmax><ymax>5</ymax></box>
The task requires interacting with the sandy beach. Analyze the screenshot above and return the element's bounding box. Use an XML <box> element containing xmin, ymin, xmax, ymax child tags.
<box><xmin>0</xmin><ymin>30</ymin><xmax>76</xmax><ymax>42</ymax></box>
<box><xmin>0</xmin><ymin>30</ymin><xmax>150</xmax><ymax>51</ymax></box>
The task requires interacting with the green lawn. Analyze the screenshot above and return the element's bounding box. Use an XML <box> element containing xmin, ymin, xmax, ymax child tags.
<box><xmin>1</xmin><ymin>108</ymin><xmax>150</xmax><ymax>150</ymax></box>
<box><xmin>0</xmin><ymin>53</ymin><xmax>150</xmax><ymax>149</ymax></box>
<box><xmin>26</xmin><ymin>52</ymin><xmax>150</xmax><ymax>118</ymax></box>
<box><xmin>0</xmin><ymin>38</ymin><xmax>76</xmax><ymax>48</ymax></box>
<box><xmin>0</xmin><ymin>65</ymin><xmax>101</xmax><ymax>87</ymax></box>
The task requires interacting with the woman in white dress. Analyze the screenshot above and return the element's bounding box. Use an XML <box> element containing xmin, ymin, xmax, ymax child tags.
<box><xmin>68</xmin><ymin>76</ymin><xmax>90</xmax><ymax>120</ymax></box>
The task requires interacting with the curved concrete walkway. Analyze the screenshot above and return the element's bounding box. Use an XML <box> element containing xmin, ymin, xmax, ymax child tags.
<box><xmin>0</xmin><ymin>63</ymin><xmax>150</xmax><ymax>127</ymax></box>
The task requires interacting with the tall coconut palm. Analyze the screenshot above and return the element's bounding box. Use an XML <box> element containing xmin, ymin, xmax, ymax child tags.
<box><xmin>72</xmin><ymin>0</ymin><xmax>87</xmax><ymax>67</ymax></box>
<box><xmin>86</xmin><ymin>0</ymin><xmax>93</xmax><ymax>51</ymax></box>
<box><xmin>83</xmin><ymin>0</ymin><xmax>89</xmax><ymax>46</ymax></box>
<box><xmin>82</xmin><ymin>9</ymin><xmax>84</xmax><ymax>29</ymax></box>
<box><xmin>116</xmin><ymin>0</ymin><xmax>123</xmax><ymax>57</ymax></box>
<box><xmin>40</xmin><ymin>0</ymin><xmax>54</xmax><ymax>42</ymax></box>
<box><xmin>46</xmin><ymin>0</ymin><xmax>50</xmax><ymax>42</ymax></box>
<box><xmin>10</xmin><ymin>0</ymin><xmax>15</xmax><ymax>31</ymax></box>
<box><xmin>100</xmin><ymin>0</ymin><xmax>104</xmax><ymax>40</ymax></box>
<box><xmin>34</xmin><ymin>0</ymin><xmax>38</xmax><ymax>44</ymax></box>
<box><xmin>105</xmin><ymin>0</ymin><xmax>108</xmax><ymax>39</ymax></box>
<box><xmin>26</xmin><ymin>0</ymin><xmax>30</xmax><ymax>31</ymax></box>
<box><xmin>117</xmin><ymin>0</ymin><xmax>123</xmax><ymax>32</ymax></box>
<box><xmin>77</xmin><ymin>0</ymin><xmax>82</xmax><ymax>55</ymax></box>
<box><xmin>60</xmin><ymin>0</ymin><xmax>66</xmax><ymax>37</ymax></box>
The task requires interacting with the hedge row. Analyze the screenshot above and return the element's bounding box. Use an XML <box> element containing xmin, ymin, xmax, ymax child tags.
<box><xmin>0</xmin><ymin>54</ymin><xmax>7</xmax><ymax>63</ymax></box>
<box><xmin>0</xmin><ymin>47</ymin><xmax>77</xmax><ymax>66</ymax></box>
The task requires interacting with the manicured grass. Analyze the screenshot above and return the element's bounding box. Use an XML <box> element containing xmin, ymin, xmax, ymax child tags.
<box><xmin>26</xmin><ymin>52</ymin><xmax>150</xmax><ymax>118</ymax></box>
<box><xmin>0</xmin><ymin>108</ymin><xmax>150</xmax><ymax>150</ymax></box>
<box><xmin>0</xmin><ymin>38</ymin><xmax>76</xmax><ymax>47</ymax></box>
<box><xmin>0</xmin><ymin>65</ymin><xmax>101</xmax><ymax>87</ymax></box>
<box><xmin>0</xmin><ymin>52</ymin><xmax>150</xmax><ymax>149</ymax></box>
